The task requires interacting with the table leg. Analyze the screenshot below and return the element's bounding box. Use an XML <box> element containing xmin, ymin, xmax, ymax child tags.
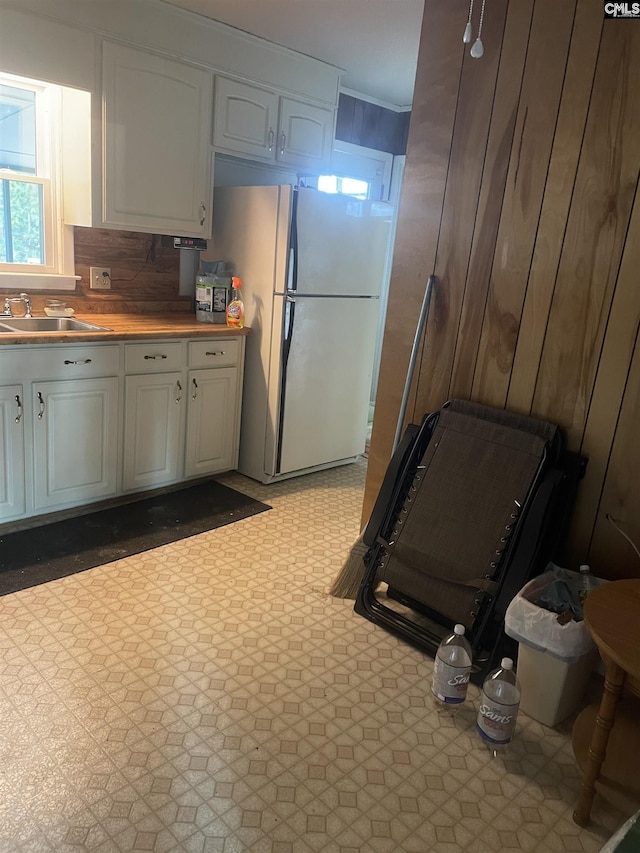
<box><xmin>573</xmin><ymin>660</ymin><xmax>626</xmax><ymax>827</ymax></box>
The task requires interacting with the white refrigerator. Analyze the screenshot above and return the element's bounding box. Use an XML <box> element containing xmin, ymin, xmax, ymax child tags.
<box><xmin>206</xmin><ymin>184</ymin><xmax>392</xmax><ymax>484</ymax></box>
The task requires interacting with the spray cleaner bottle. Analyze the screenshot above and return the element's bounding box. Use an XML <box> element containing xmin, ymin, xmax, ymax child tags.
<box><xmin>226</xmin><ymin>276</ymin><xmax>245</xmax><ymax>329</ymax></box>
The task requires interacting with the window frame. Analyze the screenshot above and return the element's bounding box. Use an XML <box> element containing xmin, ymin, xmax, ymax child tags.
<box><xmin>0</xmin><ymin>72</ymin><xmax>78</xmax><ymax>291</ymax></box>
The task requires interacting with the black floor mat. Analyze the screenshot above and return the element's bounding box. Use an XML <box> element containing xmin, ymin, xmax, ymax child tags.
<box><xmin>0</xmin><ymin>480</ymin><xmax>270</xmax><ymax>596</ymax></box>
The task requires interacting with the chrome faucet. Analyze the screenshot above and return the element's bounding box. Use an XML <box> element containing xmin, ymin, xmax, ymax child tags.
<box><xmin>2</xmin><ymin>293</ymin><xmax>32</xmax><ymax>318</ymax></box>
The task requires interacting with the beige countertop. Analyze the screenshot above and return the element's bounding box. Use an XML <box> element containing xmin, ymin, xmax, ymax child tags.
<box><xmin>0</xmin><ymin>314</ymin><xmax>250</xmax><ymax>346</ymax></box>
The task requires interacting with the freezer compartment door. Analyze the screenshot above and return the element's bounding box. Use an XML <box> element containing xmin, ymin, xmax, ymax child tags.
<box><xmin>294</xmin><ymin>188</ymin><xmax>391</xmax><ymax>297</ymax></box>
<box><xmin>277</xmin><ymin>295</ymin><xmax>379</xmax><ymax>475</ymax></box>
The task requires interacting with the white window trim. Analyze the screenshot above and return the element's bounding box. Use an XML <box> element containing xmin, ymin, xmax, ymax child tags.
<box><xmin>0</xmin><ymin>73</ymin><xmax>79</xmax><ymax>292</ymax></box>
<box><xmin>329</xmin><ymin>140</ymin><xmax>393</xmax><ymax>202</ymax></box>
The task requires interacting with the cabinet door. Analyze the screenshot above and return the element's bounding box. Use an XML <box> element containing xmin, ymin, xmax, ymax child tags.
<box><xmin>102</xmin><ymin>41</ymin><xmax>213</xmax><ymax>237</ymax></box>
<box><xmin>213</xmin><ymin>77</ymin><xmax>279</xmax><ymax>162</ymax></box>
<box><xmin>0</xmin><ymin>385</ymin><xmax>26</xmax><ymax>521</ymax></box>
<box><xmin>123</xmin><ymin>373</ymin><xmax>183</xmax><ymax>492</ymax></box>
<box><xmin>32</xmin><ymin>378</ymin><xmax>118</xmax><ymax>511</ymax></box>
<box><xmin>185</xmin><ymin>368</ymin><xmax>238</xmax><ymax>478</ymax></box>
<box><xmin>277</xmin><ymin>97</ymin><xmax>334</xmax><ymax>170</ymax></box>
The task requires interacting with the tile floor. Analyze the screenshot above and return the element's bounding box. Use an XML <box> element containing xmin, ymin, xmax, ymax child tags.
<box><xmin>0</xmin><ymin>459</ymin><xmax>626</xmax><ymax>852</ymax></box>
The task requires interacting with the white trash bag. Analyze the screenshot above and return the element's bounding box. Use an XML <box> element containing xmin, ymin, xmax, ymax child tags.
<box><xmin>505</xmin><ymin>563</ymin><xmax>605</xmax><ymax>664</ymax></box>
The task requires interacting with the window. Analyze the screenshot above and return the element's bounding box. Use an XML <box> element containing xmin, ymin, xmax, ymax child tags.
<box><xmin>322</xmin><ymin>140</ymin><xmax>393</xmax><ymax>202</ymax></box>
<box><xmin>0</xmin><ymin>72</ymin><xmax>78</xmax><ymax>290</ymax></box>
<box><xmin>317</xmin><ymin>175</ymin><xmax>370</xmax><ymax>200</ymax></box>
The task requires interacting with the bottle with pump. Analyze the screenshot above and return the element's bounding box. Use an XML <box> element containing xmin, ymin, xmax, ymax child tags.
<box><xmin>226</xmin><ymin>276</ymin><xmax>245</xmax><ymax>329</ymax></box>
<box><xmin>476</xmin><ymin>657</ymin><xmax>520</xmax><ymax>754</ymax></box>
<box><xmin>431</xmin><ymin>624</ymin><xmax>473</xmax><ymax>709</ymax></box>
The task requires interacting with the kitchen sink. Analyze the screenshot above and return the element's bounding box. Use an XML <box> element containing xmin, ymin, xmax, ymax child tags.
<box><xmin>0</xmin><ymin>317</ymin><xmax>112</xmax><ymax>333</ymax></box>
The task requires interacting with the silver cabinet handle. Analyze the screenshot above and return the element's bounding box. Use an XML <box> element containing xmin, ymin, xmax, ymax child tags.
<box><xmin>279</xmin><ymin>131</ymin><xmax>286</xmax><ymax>155</ymax></box>
<box><xmin>192</xmin><ymin>377</ymin><xmax>198</xmax><ymax>400</ymax></box>
<box><xmin>64</xmin><ymin>358</ymin><xmax>92</xmax><ymax>365</ymax></box>
<box><xmin>37</xmin><ymin>391</ymin><xmax>45</xmax><ymax>420</ymax></box>
<box><xmin>205</xmin><ymin>350</ymin><xmax>225</xmax><ymax>357</ymax></box>
<box><xmin>14</xmin><ymin>394</ymin><xmax>22</xmax><ymax>423</ymax></box>
<box><xmin>143</xmin><ymin>354</ymin><xmax>168</xmax><ymax>360</ymax></box>
<box><xmin>200</xmin><ymin>203</ymin><xmax>207</xmax><ymax>226</ymax></box>
<box><xmin>268</xmin><ymin>128</ymin><xmax>275</xmax><ymax>151</ymax></box>
<box><xmin>175</xmin><ymin>380</ymin><xmax>182</xmax><ymax>404</ymax></box>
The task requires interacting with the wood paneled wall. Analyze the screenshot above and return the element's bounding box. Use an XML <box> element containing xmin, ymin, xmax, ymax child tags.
<box><xmin>365</xmin><ymin>0</ymin><xmax>640</xmax><ymax>580</ymax></box>
<box><xmin>335</xmin><ymin>94</ymin><xmax>410</xmax><ymax>155</ymax></box>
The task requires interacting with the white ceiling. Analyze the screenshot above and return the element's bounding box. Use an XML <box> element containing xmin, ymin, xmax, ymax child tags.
<box><xmin>159</xmin><ymin>0</ymin><xmax>424</xmax><ymax>108</ymax></box>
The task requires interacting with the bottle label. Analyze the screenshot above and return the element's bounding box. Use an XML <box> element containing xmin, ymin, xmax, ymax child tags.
<box><xmin>476</xmin><ymin>693</ymin><xmax>519</xmax><ymax>743</ymax></box>
<box><xmin>431</xmin><ymin>654</ymin><xmax>471</xmax><ymax>704</ymax></box>
<box><xmin>226</xmin><ymin>301</ymin><xmax>244</xmax><ymax>327</ymax></box>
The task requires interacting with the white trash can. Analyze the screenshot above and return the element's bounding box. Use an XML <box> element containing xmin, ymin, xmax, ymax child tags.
<box><xmin>515</xmin><ymin>642</ymin><xmax>597</xmax><ymax>727</ymax></box>
<box><xmin>505</xmin><ymin>565</ymin><xmax>604</xmax><ymax>727</ymax></box>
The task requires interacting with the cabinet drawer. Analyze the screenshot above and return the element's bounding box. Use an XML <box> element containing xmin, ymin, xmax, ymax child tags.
<box><xmin>188</xmin><ymin>338</ymin><xmax>239</xmax><ymax>369</ymax></box>
<box><xmin>23</xmin><ymin>345</ymin><xmax>120</xmax><ymax>379</ymax></box>
<box><xmin>125</xmin><ymin>342</ymin><xmax>183</xmax><ymax>372</ymax></box>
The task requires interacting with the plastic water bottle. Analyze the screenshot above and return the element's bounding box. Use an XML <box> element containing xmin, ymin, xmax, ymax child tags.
<box><xmin>431</xmin><ymin>624</ymin><xmax>472</xmax><ymax>710</ymax></box>
<box><xmin>578</xmin><ymin>564</ymin><xmax>593</xmax><ymax>605</ymax></box>
<box><xmin>476</xmin><ymin>657</ymin><xmax>520</xmax><ymax>754</ymax></box>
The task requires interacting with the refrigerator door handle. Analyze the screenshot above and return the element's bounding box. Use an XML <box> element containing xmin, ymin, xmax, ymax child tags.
<box><xmin>281</xmin><ymin>291</ymin><xmax>380</xmax><ymax>300</ymax></box>
<box><xmin>277</xmin><ymin>292</ymin><xmax>296</xmax><ymax>473</ymax></box>
<box><xmin>290</xmin><ymin>189</ymin><xmax>299</xmax><ymax>293</ymax></box>
<box><xmin>275</xmin><ymin>188</ymin><xmax>300</xmax><ymax>472</ymax></box>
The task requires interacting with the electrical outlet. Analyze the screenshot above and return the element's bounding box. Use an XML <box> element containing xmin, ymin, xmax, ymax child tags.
<box><xmin>90</xmin><ymin>266</ymin><xmax>112</xmax><ymax>290</ymax></box>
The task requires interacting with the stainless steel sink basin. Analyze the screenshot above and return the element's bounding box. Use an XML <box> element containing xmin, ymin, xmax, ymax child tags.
<box><xmin>0</xmin><ymin>317</ymin><xmax>112</xmax><ymax>333</ymax></box>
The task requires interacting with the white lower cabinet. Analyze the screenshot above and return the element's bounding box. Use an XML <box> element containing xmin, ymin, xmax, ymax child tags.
<box><xmin>122</xmin><ymin>336</ymin><xmax>244</xmax><ymax>492</ymax></box>
<box><xmin>185</xmin><ymin>367</ymin><xmax>237</xmax><ymax>478</ymax></box>
<box><xmin>0</xmin><ymin>385</ymin><xmax>26</xmax><ymax>521</ymax></box>
<box><xmin>0</xmin><ymin>335</ymin><xmax>244</xmax><ymax>527</ymax></box>
<box><xmin>123</xmin><ymin>372</ymin><xmax>183</xmax><ymax>492</ymax></box>
<box><xmin>32</xmin><ymin>377</ymin><xmax>119</xmax><ymax>510</ymax></box>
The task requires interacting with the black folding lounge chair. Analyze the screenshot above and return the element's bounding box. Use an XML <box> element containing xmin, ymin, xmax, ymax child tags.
<box><xmin>355</xmin><ymin>399</ymin><xmax>585</xmax><ymax>682</ymax></box>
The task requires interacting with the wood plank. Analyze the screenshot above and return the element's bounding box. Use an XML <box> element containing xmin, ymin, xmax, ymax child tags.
<box><xmin>532</xmin><ymin>21</ymin><xmax>640</xmax><ymax>446</ymax></box>
<box><xmin>397</xmin><ymin>112</ymin><xmax>410</xmax><ymax>155</ymax></box>
<box><xmin>471</xmin><ymin>0</ymin><xmax>576</xmax><ymax>408</ymax></box>
<box><xmin>507</xmin><ymin>0</ymin><xmax>603</xmax><ymax>415</ymax></box>
<box><xmin>565</xmin><ymin>190</ymin><xmax>640</xmax><ymax>577</ymax></box>
<box><xmin>361</xmin><ymin>101</ymin><xmax>381</xmax><ymax>150</ymax></box>
<box><xmin>362</xmin><ymin>0</ymin><xmax>463</xmax><ymax>524</ymax></box>
<box><xmin>412</xmin><ymin>0</ymin><xmax>509</xmax><ymax>419</ymax></box>
<box><xmin>449</xmin><ymin>0</ymin><xmax>535</xmax><ymax>402</ymax></box>
<box><xmin>335</xmin><ymin>94</ymin><xmax>356</xmax><ymax>142</ymax></box>
<box><xmin>375</xmin><ymin>105</ymin><xmax>404</xmax><ymax>155</ymax></box>
<box><xmin>588</xmin><ymin>317</ymin><xmax>640</xmax><ymax>580</ymax></box>
<box><xmin>352</xmin><ymin>97</ymin><xmax>366</xmax><ymax>147</ymax></box>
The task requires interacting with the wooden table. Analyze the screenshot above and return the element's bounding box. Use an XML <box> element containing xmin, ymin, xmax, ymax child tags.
<box><xmin>572</xmin><ymin>579</ymin><xmax>640</xmax><ymax>826</ymax></box>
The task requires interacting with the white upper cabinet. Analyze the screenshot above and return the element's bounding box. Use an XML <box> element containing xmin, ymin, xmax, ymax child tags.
<box><xmin>213</xmin><ymin>77</ymin><xmax>334</xmax><ymax>172</ymax></box>
<box><xmin>2</xmin><ymin>3</ymin><xmax>341</xmax><ymax>234</ymax></box>
<box><xmin>277</xmin><ymin>97</ymin><xmax>334</xmax><ymax>170</ymax></box>
<box><xmin>101</xmin><ymin>41</ymin><xmax>213</xmax><ymax>237</ymax></box>
<box><xmin>213</xmin><ymin>77</ymin><xmax>280</xmax><ymax>161</ymax></box>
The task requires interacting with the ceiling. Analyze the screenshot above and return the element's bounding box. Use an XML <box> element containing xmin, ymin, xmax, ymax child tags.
<box><xmin>159</xmin><ymin>0</ymin><xmax>424</xmax><ymax>108</ymax></box>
